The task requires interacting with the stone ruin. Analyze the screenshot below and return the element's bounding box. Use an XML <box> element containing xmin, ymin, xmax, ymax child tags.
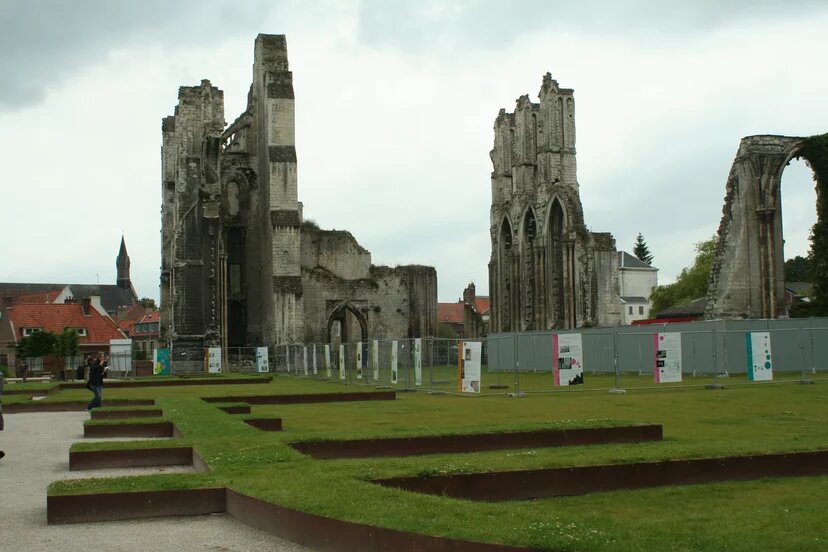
<box><xmin>488</xmin><ymin>74</ymin><xmax>621</xmax><ymax>331</ymax></box>
<box><xmin>706</xmin><ymin>135</ymin><xmax>823</xmax><ymax>319</ymax></box>
<box><xmin>160</xmin><ymin>34</ymin><xmax>436</xmax><ymax>364</ymax></box>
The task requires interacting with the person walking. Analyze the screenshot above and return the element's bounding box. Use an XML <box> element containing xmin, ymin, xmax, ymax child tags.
<box><xmin>86</xmin><ymin>352</ymin><xmax>109</xmax><ymax>411</ymax></box>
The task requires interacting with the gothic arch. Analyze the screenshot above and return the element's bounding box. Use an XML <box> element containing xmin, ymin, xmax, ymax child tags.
<box><xmin>546</xmin><ymin>197</ymin><xmax>576</xmax><ymax>328</ymax></box>
<box><xmin>326</xmin><ymin>301</ymin><xmax>368</xmax><ymax>344</ymax></box>
<box><xmin>706</xmin><ymin>135</ymin><xmax>824</xmax><ymax>319</ymax></box>
<box><xmin>521</xmin><ymin>207</ymin><xmax>539</xmax><ymax>330</ymax></box>
<box><xmin>497</xmin><ymin>216</ymin><xmax>515</xmax><ymax>332</ymax></box>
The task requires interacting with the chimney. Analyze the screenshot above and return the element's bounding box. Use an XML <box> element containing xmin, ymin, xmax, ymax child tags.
<box><xmin>81</xmin><ymin>298</ymin><xmax>91</xmax><ymax>316</ymax></box>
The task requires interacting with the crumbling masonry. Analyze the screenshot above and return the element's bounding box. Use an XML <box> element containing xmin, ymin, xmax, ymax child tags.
<box><xmin>488</xmin><ymin>74</ymin><xmax>621</xmax><ymax>331</ymax></box>
<box><xmin>160</xmin><ymin>34</ymin><xmax>436</xmax><ymax>365</ymax></box>
<box><xmin>706</xmin><ymin>135</ymin><xmax>822</xmax><ymax>319</ymax></box>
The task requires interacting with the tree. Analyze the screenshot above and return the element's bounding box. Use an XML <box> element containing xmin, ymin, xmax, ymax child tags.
<box><xmin>55</xmin><ymin>329</ymin><xmax>80</xmax><ymax>372</ymax></box>
<box><xmin>16</xmin><ymin>330</ymin><xmax>57</xmax><ymax>380</ymax></box>
<box><xmin>137</xmin><ymin>297</ymin><xmax>157</xmax><ymax>309</ymax></box>
<box><xmin>436</xmin><ymin>322</ymin><xmax>458</xmax><ymax>339</ymax></box>
<box><xmin>649</xmin><ymin>236</ymin><xmax>716</xmax><ymax>317</ymax></box>
<box><xmin>633</xmin><ymin>233</ymin><xmax>654</xmax><ymax>266</ymax></box>
<box><xmin>784</xmin><ymin>255</ymin><xmax>813</xmax><ymax>282</ymax></box>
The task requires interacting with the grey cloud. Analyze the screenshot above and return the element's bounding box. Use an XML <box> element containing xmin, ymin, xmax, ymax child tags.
<box><xmin>355</xmin><ymin>0</ymin><xmax>826</xmax><ymax>52</ymax></box>
<box><xmin>0</xmin><ymin>0</ymin><xmax>275</xmax><ymax>110</ymax></box>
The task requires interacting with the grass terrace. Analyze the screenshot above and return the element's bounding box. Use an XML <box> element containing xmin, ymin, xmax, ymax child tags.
<box><xmin>29</xmin><ymin>373</ymin><xmax>828</xmax><ymax>551</ymax></box>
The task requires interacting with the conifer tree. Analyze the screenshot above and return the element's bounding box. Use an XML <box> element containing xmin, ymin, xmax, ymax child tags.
<box><xmin>633</xmin><ymin>233</ymin><xmax>654</xmax><ymax>265</ymax></box>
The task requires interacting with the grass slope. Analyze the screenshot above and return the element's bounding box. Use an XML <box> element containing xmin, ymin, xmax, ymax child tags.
<box><xmin>46</xmin><ymin>375</ymin><xmax>828</xmax><ymax>551</ymax></box>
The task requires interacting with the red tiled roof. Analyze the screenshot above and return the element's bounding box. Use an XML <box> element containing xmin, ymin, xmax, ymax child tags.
<box><xmin>119</xmin><ymin>319</ymin><xmax>137</xmax><ymax>334</ymax></box>
<box><xmin>437</xmin><ymin>302</ymin><xmax>465</xmax><ymax>324</ymax></box>
<box><xmin>474</xmin><ymin>297</ymin><xmax>490</xmax><ymax>315</ymax></box>
<box><xmin>116</xmin><ymin>303</ymin><xmax>147</xmax><ymax>324</ymax></box>
<box><xmin>14</xmin><ymin>291</ymin><xmax>61</xmax><ymax>304</ymax></box>
<box><xmin>140</xmin><ymin>310</ymin><xmax>160</xmax><ymax>323</ymax></box>
<box><xmin>130</xmin><ymin>309</ymin><xmax>160</xmax><ymax>338</ymax></box>
<box><xmin>6</xmin><ymin>303</ymin><xmax>125</xmax><ymax>345</ymax></box>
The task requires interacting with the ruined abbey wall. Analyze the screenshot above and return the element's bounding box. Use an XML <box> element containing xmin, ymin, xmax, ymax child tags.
<box><xmin>488</xmin><ymin>74</ymin><xmax>621</xmax><ymax>331</ymax></box>
<box><xmin>706</xmin><ymin>135</ymin><xmax>804</xmax><ymax>319</ymax></box>
<box><xmin>161</xmin><ymin>34</ymin><xmax>436</xmax><ymax>361</ymax></box>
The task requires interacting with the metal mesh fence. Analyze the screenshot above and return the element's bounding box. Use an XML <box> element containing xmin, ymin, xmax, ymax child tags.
<box><xmin>149</xmin><ymin>318</ymin><xmax>827</xmax><ymax>394</ymax></box>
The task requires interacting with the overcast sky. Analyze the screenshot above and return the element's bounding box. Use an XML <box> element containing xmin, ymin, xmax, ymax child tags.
<box><xmin>2</xmin><ymin>0</ymin><xmax>827</xmax><ymax>304</ymax></box>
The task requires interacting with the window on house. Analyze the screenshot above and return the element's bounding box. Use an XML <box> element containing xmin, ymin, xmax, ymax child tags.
<box><xmin>638</xmin><ymin>306</ymin><xmax>644</xmax><ymax>315</ymax></box>
<box><xmin>23</xmin><ymin>327</ymin><xmax>43</xmax><ymax>336</ymax></box>
<box><xmin>628</xmin><ymin>306</ymin><xmax>633</xmax><ymax>315</ymax></box>
<box><xmin>66</xmin><ymin>327</ymin><xmax>87</xmax><ymax>336</ymax></box>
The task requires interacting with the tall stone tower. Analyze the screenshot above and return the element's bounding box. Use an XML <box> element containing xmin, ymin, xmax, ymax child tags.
<box><xmin>159</xmin><ymin>78</ymin><xmax>225</xmax><ymax>363</ymax></box>
<box><xmin>116</xmin><ymin>236</ymin><xmax>132</xmax><ymax>291</ymax></box>
<box><xmin>159</xmin><ymin>34</ymin><xmax>437</xmax><ymax>369</ymax></box>
<box><xmin>488</xmin><ymin>74</ymin><xmax>620</xmax><ymax>332</ymax></box>
<box><xmin>252</xmin><ymin>34</ymin><xmax>304</xmax><ymax>344</ymax></box>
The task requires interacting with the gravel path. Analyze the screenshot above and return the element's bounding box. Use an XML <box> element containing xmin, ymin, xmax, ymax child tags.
<box><xmin>0</xmin><ymin>411</ymin><xmax>313</xmax><ymax>551</ymax></box>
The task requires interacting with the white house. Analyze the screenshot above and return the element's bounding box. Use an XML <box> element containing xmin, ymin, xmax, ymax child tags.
<box><xmin>617</xmin><ymin>252</ymin><xmax>658</xmax><ymax>325</ymax></box>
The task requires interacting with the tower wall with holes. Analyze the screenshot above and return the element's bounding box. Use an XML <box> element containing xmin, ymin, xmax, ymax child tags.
<box><xmin>488</xmin><ymin>74</ymin><xmax>621</xmax><ymax>332</ymax></box>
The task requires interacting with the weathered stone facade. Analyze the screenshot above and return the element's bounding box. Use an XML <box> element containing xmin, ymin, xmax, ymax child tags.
<box><xmin>706</xmin><ymin>135</ymin><xmax>807</xmax><ymax>319</ymax></box>
<box><xmin>488</xmin><ymin>74</ymin><xmax>621</xmax><ymax>331</ymax></box>
<box><xmin>160</xmin><ymin>34</ymin><xmax>436</xmax><ymax>361</ymax></box>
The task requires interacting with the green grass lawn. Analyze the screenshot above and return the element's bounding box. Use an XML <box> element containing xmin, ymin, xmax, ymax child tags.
<box><xmin>41</xmin><ymin>374</ymin><xmax>828</xmax><ymax>551</ymax></box>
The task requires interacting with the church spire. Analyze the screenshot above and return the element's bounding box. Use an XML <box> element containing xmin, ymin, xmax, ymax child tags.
<box><xmin>116</xmin><ymin>236</ymin><xmax>131</xmax><ymax>290</ymax></box>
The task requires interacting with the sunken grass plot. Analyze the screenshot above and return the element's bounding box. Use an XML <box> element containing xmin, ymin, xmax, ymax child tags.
<box><xmin>48</xmin><ymin>377</ymin><xmax>828</xmax><ymax>551</ymax></box>
<box><xmin>83</xmin><ymin>416</ymin><xmax>175</xmax><ymax>438</ymax></box>
<box><xmin>90</xmin><ymin>406</ymin><xmax>164</xmax><ymax>420</ymax></box>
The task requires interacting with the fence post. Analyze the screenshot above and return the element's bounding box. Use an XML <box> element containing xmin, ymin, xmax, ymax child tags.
<box><xmin>706</xmin><ymin>327</ymin><xmax>724</xmax><ymax>389</ymax></box>
<box><xmin>691</xmin><ymin>333</ymin><xmax>697</xmax><ymax>378</ymax></box>
<box><xmin>512</xmin><ymin>332</ymin><xmax>524</xmax><ymax>397</ymax></box>
<box><xmin>609</xmin><ymin>332</ymin><xmax>626</xmax><ymax>394</ymax></box>
<box><xmin>810</xmin><ymin>317</ymin><xmax>816</xmax><ymax>374</ymax></box>
<box><xmin>799</xmin><ymin>326</ymin><xmax>815</xmax><ymax>384</ymax></box>
<box><xmin>721</xmin><ymin>320</ymin><xmax>730</xmax><ymax>377</ymax></box>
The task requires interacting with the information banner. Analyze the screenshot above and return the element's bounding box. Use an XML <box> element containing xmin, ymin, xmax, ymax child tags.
<box><xmin>153</xmin><ymin>348</ymin><xmax>170</xmax><ymax>375</ymax></box>
<box><xmin>312</xmin><ymin>346</ymin><xmax>318</xmax><ymax>375</ymax></box>
<box><xmin>459</xmin><ymin>341</ymin><xmax>482</xmax><ymax>393</ymax></box>
<box><xmin>414</xmin><ymin>338</ymin><xmax>422</xmax><ymax>386</ymax></box>
<box><xmin>552</xmin><ymin>333</ymin><xmax>584</xmax><ymax>386</ymax></box>
<box><xmin>356</xmin><ymin>341</ymin><xmax>363</xmax><ymax>379</ymax></box>
<box><xmin>339</xmin><ymin>344</ymin><xmax>346</xmax><ymax>380</ymax></box>
<box><xmin>746</xmin><ymin>331</ymin><xmax>773</xmax><ymax>381</ymax></box>
<box><xmin>324</xmin><ymin>344</ymin><xmax>331</xmax><ymax>378</ymax></box>
<box><xmin>654</xmin><ymin>332</ymin><xmax>682</xmax><ymax>383</ymax></box>
<box><xmin>207</xmin><ymin>347</ymin><xmax>222</xmax><ymax>373</ymax></box>
<box><xmin>372</xmin><ymin>340</ymin><xmax>379</xmax><ymax>380</ymax></box>
<box><xmin>109</xmin><ymin>339</ymin><xmax>132</xmax><ymax>375</ymax></box>
<box><xmin>391</xmin><ymin>340</ymin><xmax>398</xmax><ymax>384</ymax></box>
<box><xmin>255</xmin><ymin>347</ymin><xmax>269</xmax><ymax>373</ymax></box>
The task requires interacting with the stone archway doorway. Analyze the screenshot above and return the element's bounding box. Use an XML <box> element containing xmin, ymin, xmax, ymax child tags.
<box><xmin>326</xmin><ymin>302</ymin><xmax>368</xmax><ymax>345</ymax></box>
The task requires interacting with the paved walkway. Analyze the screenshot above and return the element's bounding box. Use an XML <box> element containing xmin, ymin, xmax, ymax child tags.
<box><xmin>0</xmin><ymin>411</ymin><xmax>312</xmax><ymax>552</ymax></box>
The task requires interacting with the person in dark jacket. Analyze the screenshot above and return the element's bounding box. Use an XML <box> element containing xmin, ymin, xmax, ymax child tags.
<box><xmin>86</xmin><ymin>352</ymin><xmax>109</xmax><ymax>411</ymax></box>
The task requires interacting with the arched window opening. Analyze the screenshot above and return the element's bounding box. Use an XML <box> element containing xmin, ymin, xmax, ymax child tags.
<box><xmin>549</xmin><ymin>199</ymin><xmax>565</xmax><ymax>327</ymax></box>
<box><xmin>523</xmin><ymin>209</ymin><xmax>538</xmax><ymax>329</ymax></box>
<box><xmin>780</xmin><ymin>157</ymin><xmax>818</xmax><ymax>308</ymax></box>
<box><xmin>499</xmin><ymin>218</ymin><xmax>514</xmax><ymax>331</ymax></box>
